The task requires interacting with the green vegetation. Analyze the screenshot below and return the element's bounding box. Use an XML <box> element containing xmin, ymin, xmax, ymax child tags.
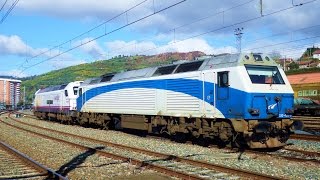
<box><xmin>300</xmin><ymin>47</ymin><xmax>320</xmax><ymax>60</ymax></box>
<box><xmin>285</xmin><ymin>67</ymin><xmax>320</xmax><ymax>75</ymax></box>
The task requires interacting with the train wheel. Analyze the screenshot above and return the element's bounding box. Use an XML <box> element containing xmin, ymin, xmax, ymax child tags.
<box><xmin>231</xmin><ymin>133</ymin><xmax>247</xmax><ymax>149</ymax></box>
<box><xmin>218</xmin><ymin>121</ymin><xmax>234</xmax><ymax>148</ymax></box>
<box><xmin>192</xmin><ymin>135</ymin><xmax>210</xmax><ymax>147</ymax></box>
<box><xmin>172</xmin><ymin>132</ymin><xmax>187</xmax><ymax>143</ymax></box>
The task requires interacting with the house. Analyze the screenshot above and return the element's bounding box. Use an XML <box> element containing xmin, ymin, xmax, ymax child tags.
<box><xmin>297</xmin><ymin>60</ymin><xmax>319</xmax><ymax>69</ymax></box>
<box><xmin>278</xmin><ymin>58</ymin><xmax>293</xmax><ymax>71</ymax></box>
<box><xmin>313</xmin><ymin>49</ymin><xmax>320</xmax><ymax>59</ymax></box>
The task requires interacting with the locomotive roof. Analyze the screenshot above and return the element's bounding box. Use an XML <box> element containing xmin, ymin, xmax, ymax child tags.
<box><xmin>37</xmin><ymin>81</ymin><xmax>83</xmax><ymax>94</ymax></box>
<box><xmin>38</xmin><ymin>84</ymin><xmax>67</xmax><ymax>93</ymax></box>
<box><xmin>83</xmin><ymin>53</ymin><xmax>277</xmax><ymax>85</ymax></box>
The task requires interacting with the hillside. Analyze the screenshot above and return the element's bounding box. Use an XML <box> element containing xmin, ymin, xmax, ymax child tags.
<box><xmin>21</xmin><ymin>51</ymin><xmax>205</xmax><ymax>103</ymax></box>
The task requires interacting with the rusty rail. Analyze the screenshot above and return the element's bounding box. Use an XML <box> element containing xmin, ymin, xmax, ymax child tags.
<box><xmin>0</xmin><ymin>118</ymin><xmax>205</xmax><ymax>180</ymax></box>
<box><xmin>5</xmin><ymin>113</ymin><xmax>284</xmax><ymax>180</ymax></box>
<box><xmin>290</xmin><ymin>134</ymin><xmax>320</xmax><ymax>142</ymax></box>
<box><xmin>0</xmin><ymin>140</ymin><xmax>67</xmax><ymax>180</ymax></box>
<box><xmin>292</xmin><ymin>116</ymin><xmax>320</xmax><ymax>130</ymax></box>
<box><xmin>284</xmin><ymin>148</ymin><xmax>320</xmax><ymax>157</ymax></box>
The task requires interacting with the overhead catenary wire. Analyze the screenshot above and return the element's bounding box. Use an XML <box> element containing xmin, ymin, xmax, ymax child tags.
<box><xmin>93</xmin><ymin>0</ymin><xmax>320</xmax><ymax>59</ymax></box>
<box><xmin>127</xmin><ymin>0</ymin><xmax>319</xmax><ymax>58</ymax></box>
<box><xmin>0</xmin><ymin>0</ymin><xmax>19</xmax><ymax>24</ymax></box>
<box><xmin>26</xmin><ymin>0</ymin><xmax>149</xmax><ymax>61</ymax></box>
<box><xmin>19</xmin><ymin>0</ymin><xmax>186</xmax><ymax>75</ymax></box>
<box><xmin>96</xmin><ymin>0</ymin><xmax>256</xmax><ymax>58</ymax></box>
<box><xmin>18</xmin><ymin>0</ymin><xmax>319</xmax><ymax>76</ymax></box>
<box><xmin>0</xmin><ymin>0</ymin><xmax>8</xmax><ymax>13</ymax></box>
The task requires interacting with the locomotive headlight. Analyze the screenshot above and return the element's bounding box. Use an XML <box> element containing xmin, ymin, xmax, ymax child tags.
<box><xmin>248</xmin><ymin>108</ymin><xmax>260</xmax><ymax>116</ymax></box>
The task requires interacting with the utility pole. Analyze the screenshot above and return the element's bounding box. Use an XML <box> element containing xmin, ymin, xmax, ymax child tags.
<box><xmin>23</xmin><ymin>86</ymin><xmax>26</xmax><ymax>107</ymax></box>
<box><xmin>284</xmin><ymin>56</ymin><xmax>286</xmax><ymax>71</ymax></box>
<box><xmin>234</xmin><ymin>27</ymin><xmax>244</xmax><ymax>53</ymax></box>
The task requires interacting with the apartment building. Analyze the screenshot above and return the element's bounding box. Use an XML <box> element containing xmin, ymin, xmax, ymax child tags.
<box><xmin>0</xmin><ymin>78</ymin><xmax>21</xmax><ymax>109</ymax></box>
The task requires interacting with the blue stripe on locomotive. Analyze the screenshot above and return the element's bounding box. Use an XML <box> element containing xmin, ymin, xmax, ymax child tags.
<box><xmin>77</xmin><ymin>78</ymin><xmax>293</xmax><ymax>119</ymax></box>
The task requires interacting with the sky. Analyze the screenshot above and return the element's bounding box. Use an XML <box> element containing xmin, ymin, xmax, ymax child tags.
<box><xmin>0</xmin><ymin>0</ymin><xmax>319</xmax><ymax>77</ymax></box>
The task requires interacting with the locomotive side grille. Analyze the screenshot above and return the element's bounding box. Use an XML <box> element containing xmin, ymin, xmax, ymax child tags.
<box><xmin>166</xmin><ymin>78</ymin><xmax>200</xmax><ymax>112</ymax></box>
<box><xmin>86</xmin><ymin>88</ymin><xmax>156</xmax><ymax>111</ymax></box>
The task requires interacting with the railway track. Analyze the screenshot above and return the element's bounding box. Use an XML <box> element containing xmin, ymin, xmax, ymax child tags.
<box><xmin>2</xmin><ymin>113</ymin><xmax>283</xmax><ymax>180</ymax></box>
<box><xmin>0</xmin><ymin>140</ymin><xmax>67</xmax><ymax>180</ymax></box>
<box><xmin>290</xmin><ymin>134</ymin><xmax>320</xmax><ymax>142</ymax></box>
<box><xmin>292</xmin><ymin>116</ymin><xmax>320</xmax><ymax>131</ymax></box>
<box><xmin>16</xmin><ymin>112</ymin><xmax>320</xmax><ymax>164</ymax></box>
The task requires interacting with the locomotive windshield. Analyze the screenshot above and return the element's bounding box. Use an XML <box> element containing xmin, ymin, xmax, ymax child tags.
<box><xmin>245</xmin><ymin>65</ymin><xmax>285</xmax><ymax>84</ymax></box>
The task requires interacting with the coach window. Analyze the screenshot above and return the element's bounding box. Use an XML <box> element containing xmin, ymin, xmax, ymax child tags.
<box><xmin>73</xmin><ymin>87</ymin><xmax>79</xmax><ymax>95</ymax></box>
<box><xmin>218</xmin><ymin>71</ymin><xmax>229</xmax><ymax>87</ymax></box>
<box><xmin>65</xmin><ymin>90</ymin><xmax>68</xmax><ymax>97</ymax></box>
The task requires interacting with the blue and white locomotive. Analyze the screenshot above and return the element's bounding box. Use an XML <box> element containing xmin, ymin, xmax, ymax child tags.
<box><xmin>34</xmin><ymin>53</ymin><xmax>301</xmax><ymax>148</ymax></box>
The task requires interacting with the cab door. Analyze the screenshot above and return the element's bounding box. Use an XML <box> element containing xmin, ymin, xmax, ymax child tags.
<box><xmin>217</xmin><ymin>71</ymin><xmax>229</xmax><ymax>100</ymax></box>
<box><xmin>216</xmin><ymin>71</ymin><xmax>229</xmax><ymax>117</ymax></box>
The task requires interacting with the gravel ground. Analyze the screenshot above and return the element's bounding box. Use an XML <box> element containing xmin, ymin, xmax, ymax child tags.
<box><xmin>0</xmin><ymin>116</ymin><xmax>170</xmax><ymax>180</ymax></box>
<box><xmin>6</xmin><ymin>114</ymin><xmax>320</xmax><ymax>179</ymax></box>
<box><xmin>4</xmin><ymin>117</ymin><xmax>241</xmax><ymax>179</ymax></box>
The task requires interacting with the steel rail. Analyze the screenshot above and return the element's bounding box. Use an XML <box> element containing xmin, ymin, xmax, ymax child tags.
<box><xmin>0</xmin><ymin>118</ymin><xmax>205</xmax><ymax>180</ymax></box>
<box><xmin>9</xmin><ymin>113</ymin><xmax>283</xmax><ymax>180</ymax></box>
<box><xmin>290</xmin><ymin>134</ymin><xmax>320</xmax><ymax>142</ymax></box>
<box><xmin>245</xmin><ymin>148</ymin><xmax>320</xmax><ymax>164</ymax></box>
<box><xmin>0</xmin><ymin>140</ymin><xmax>67</xmax><ymax>180</ymax></box>
<box><xmin>284</xmin><ymin>148</ymin><xmax>320</xmax><ymax>157</ymax></box>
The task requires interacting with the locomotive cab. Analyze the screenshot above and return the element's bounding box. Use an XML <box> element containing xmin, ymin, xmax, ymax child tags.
<box><xmin>233</xmin><ymin>54</ymin><xmax>300</xmax><ymax>148</ymax></box>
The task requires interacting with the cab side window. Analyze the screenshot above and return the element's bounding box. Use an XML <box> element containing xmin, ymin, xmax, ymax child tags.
<box><xmin>218</xmin><ymin>71</ymin><xmax>229</xmax><ymax>87</ymax></box>
<box><xmin>64</xmin><ymin>90</ymin><xmax>68</xmax><ymax>97</ymax></box>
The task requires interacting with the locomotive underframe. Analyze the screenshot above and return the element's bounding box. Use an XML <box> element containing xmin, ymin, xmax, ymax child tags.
<box><xmin>33</xmin><ymin>110</ymin><xmax>294</xmax><ymax>149</ymax></box>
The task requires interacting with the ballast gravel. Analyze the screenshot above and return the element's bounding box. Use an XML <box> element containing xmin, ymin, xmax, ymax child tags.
<box><xmin>2</xmin><ymin>113</ymin><xmax>320</xmax><ymax>179</ymax></box>
<box><xmin>0</xmin><ymin>116</ymin><xmax>170</xmax><ymax>180</ymax></box>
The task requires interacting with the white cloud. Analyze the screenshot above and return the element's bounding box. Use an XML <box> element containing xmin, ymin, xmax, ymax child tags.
<box><xmin>0</xmin><ymin>35</ymin><xmax>37</xmax><ymax>57</ymax></box>
<box><xmin>17</xmin><ymin>0</ymin><xmax>150</xmax><ymax>19</ymax></box>
<box><xmin>105</xmin><ymin>40</ymin><xmax>156</xmax><ymax>56</ymax></box>
<box><xmin>74</xmin><ymin>38</ymin><xmax>105</xmax><ymax>58</ymax></box>
<box><xmin>14</xmin><ymin>0</ymin><xmax>320</xmax><ymax>37</ymax></box>
<box><xmin>165</xmin><ymin>38</ymin><xmax>237</xmax><ymax>55</ymax></box>
<box><xmin>105</xmin><ymin>38</ymin><xmax>237</xmax><ymax>56</ymax></box>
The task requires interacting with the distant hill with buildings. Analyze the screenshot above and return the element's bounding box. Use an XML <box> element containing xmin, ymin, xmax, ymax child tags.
<box><xmin>278</xmin><ymin>47</ymin><xmax>320</xmax><ymax>74</ymax></box>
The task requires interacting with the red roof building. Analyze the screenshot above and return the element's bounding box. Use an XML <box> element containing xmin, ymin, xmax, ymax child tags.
<box><xmin>313</xmin><ymin>49</ymin><xmax>320</xmax><ymax>59</ymax></box>
<box><xmin>287</xmin><ymin>72</ymin><xmax>320</xmax><ymax>85</ymax></box>
<box><xmin>313</xmin><ymin>49</ymin><xmax>320</xmax><ymax>55</ymax></box>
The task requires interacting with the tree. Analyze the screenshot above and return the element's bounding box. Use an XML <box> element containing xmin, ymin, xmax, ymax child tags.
<box><xmin>288</xmin><ymin>62</ymin><xmax>299</xmax><ymax>70</ymax></box>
